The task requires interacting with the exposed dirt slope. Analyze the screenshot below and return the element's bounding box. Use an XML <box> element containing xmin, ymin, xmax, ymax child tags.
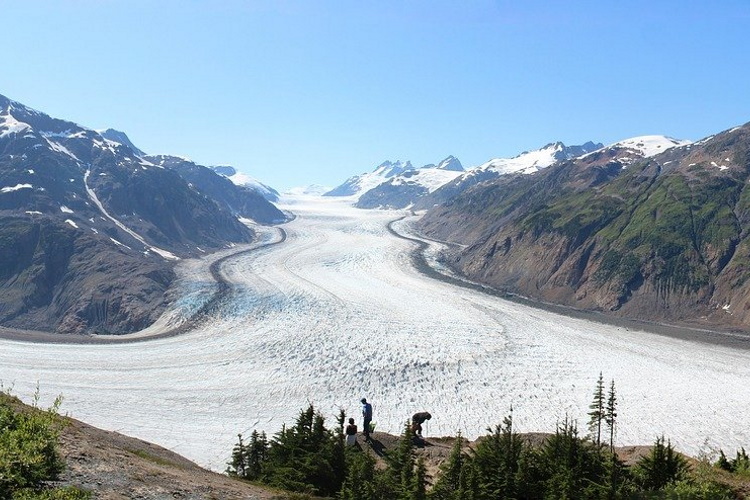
<box><xmin>54</xmin><ymin>414</ymin><xmax>277</xmax><ymax>499</ymax></box>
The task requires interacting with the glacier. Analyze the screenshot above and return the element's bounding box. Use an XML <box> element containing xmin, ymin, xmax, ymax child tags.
<box><xmin>1</xmin><ymin>195</ymin><xmax>749</xmax><ymax>471</ymax></box>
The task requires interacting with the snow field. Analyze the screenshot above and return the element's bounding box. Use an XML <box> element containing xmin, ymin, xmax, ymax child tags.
<box><xmin>2</xmin><ymin>196</ymin><xmax>750</xmax><ymax>471</ymax></box>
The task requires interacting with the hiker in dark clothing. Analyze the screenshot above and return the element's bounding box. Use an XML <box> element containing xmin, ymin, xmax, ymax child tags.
<box><xmin>411</xmin><ymin>411</ymin><xmax>432</xmax><ymax>437</ymax></box>
<box><xmin>345</xmin><ymin>417</ymin><xmax>358</xmax><ymax>446</ymax></box>
<box><xmin>361</xmin><ymin>398</ymin><xmax>373</xmax><ymax>441</ymax></box>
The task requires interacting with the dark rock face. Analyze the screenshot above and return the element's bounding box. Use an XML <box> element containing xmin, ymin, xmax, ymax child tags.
<box><xmin>416</xmin><ymin>124</ymin><xmax>750</xmax><ymax>330</ymax></box>
<box><xmin>211</xmin><ymin>165</ymin><xmax>236</xmax><ymax>176</ymax></box>
<box><xmin>356</xmin><ymin>182</ymin><xmax>429</xmax><ymax>209</ymax></box>
<box><xmin>99</xmin><ymin>129</ymin><xmax>146</xmax><ymax>156</ymax></box>
<box><xmin>0</xmin><ymin>93</ymin><xmax>261</xmax><ymax>334</ymax></box>
<box><xmin>0</xmin><ymin>216</ymin><xmax>175</xmax><ymax>334</ymax></box>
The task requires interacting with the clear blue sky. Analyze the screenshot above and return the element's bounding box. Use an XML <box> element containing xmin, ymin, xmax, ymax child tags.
<box><xmin>3</xmin><ymin>1</ymin><xmax>750</xmax><ymax>190</ymax></box>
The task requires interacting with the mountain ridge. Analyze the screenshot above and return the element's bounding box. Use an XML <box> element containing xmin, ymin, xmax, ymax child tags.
<box><xmin>0</xmin><ymin>93</ymin><xmax>279</xmax><ymax>335</ymax></box>
<box><xmin>415</xmin><ymin>121</ymin><xmax>750</xmax><ymax>330</ymax></box>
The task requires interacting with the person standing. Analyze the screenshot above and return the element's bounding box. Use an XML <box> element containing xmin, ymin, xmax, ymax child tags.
<box><xmin>345</xmin><ymin>417</ymin><xmax>358</xmax><ymax>447</ymax></box>
<box><xmin>361</xmin><ymin>398</ymin><xmax>373</xmax><ymax>442</ymax></box>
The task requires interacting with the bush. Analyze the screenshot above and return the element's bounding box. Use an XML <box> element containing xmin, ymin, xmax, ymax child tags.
<box><xmin>0</xmin><ymin>391</ymin><xmax>88</xmax><ymax>499</ymax></box>
<box><xmin>11</xmin><ymin>486</ymin><xmax>90</xmax><ymax>499</ymax></box>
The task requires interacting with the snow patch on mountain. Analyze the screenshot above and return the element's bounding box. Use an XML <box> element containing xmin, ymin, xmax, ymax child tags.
<box><xmin>384</xmin><ymin>157</ymin><xmax>464</xmax><ymax>191</ymax></box>
<box><xmin>589</xmin><ymin>135</ymin><xmax>692</xmax><ymax>159</ymax></box>
<box><xmin>1</xmin><ymin>183</ymin><xmax>33</xmax><ymax>193</ymax></box>
<box><xmin>44</xmin><ymin>138</ymin><xmax>82</xmax><ymax>163</ymax></box>
<box><xmin>0</xmin><ymin>112</ymin><xmax>31</xmax><ymax>137</ymax></box>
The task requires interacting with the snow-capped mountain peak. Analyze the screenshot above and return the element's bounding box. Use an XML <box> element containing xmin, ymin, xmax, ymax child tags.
<box><xmin>373</xmin><ymin>160</ymin><xmax>414</xmax><ymax>178</ymax></box>
<box><xmin>470</xmin><ymin>141</ymin><xmax>586</xmax><ymax>177</ymax></box>
<box><xmin>354</xmin><ymin>156</ymin><xmax>466</xmax><ymax>209</ymax></box>
<box><xmin>324</xmin><ymin>159</ymin><xmax>414</xmax><ymax>198</ymax></box>
<box><xmin>435</xmin><ymin>156</ymin><xmax>463</xmax><ymax>172</ymax></box>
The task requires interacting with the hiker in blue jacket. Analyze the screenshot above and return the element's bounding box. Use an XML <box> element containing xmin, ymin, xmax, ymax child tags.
<box><xmin>361</xmin><ymin>398</ymin><xmax>373</xmax><ymax>442</ymax></box>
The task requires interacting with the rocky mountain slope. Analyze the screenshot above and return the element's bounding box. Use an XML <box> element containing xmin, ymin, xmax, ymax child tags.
<box><xmin>0</xmin><ymin>94</ymin><xmax>278</xmax><ymax>335</ymax></box>
<box><xmin>101</xmin><ymin>129</ymin><xmax>285</xmax><ymax>211</ymax></box>
<box><xmin>415</xmin><ymin>126</ymin><xmax>750</xmax><ymax>330</ymax></box>
<box><xmin>145</xmin><ymin>154</ymin><xmax>286</xmax><ymax>223</ymax></box>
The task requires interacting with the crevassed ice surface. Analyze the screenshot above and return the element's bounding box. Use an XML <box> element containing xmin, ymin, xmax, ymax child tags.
<box><xmin>2</xmin><ymin>195</ymin><xmax>750</xmax><ymax>470</ymax></box>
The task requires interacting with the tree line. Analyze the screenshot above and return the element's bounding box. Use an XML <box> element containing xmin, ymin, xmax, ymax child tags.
<box><xmin>227</xmin><ymin>375</ymin><xmax>744</xmax><ymax>499</ymax></box>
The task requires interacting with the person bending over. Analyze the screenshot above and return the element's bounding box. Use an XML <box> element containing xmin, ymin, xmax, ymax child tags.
<box><xmin>411</xmin><ymin>411</ymin><xmax>432</xmax><ymax>437</ymax></box>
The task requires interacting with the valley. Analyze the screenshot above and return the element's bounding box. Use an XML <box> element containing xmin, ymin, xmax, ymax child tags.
<box><xmin>2</xmin><ymin>196</ymin><xmax>750</xmax><ymax>471</ymax></box>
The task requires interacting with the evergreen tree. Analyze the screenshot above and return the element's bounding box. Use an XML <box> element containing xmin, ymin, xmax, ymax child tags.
<box><xmin>470</xmin><ymin>411</ymin><xmax>522</xmax><ymax>499</ymax></box>
<box><xmin>538</xmin><ymin>417</ymin><xmax>608</xmax><ymax>499</ymax></box>
<box><xmin>261</xmin><ymin>404</ymin><xmax>340</xmax><ymax>496</ymax></box>
<box><xmin>634</xmin><ymin>436</ymin><xmax>688</xmax><ymax>491</ymax></box>
<box><xmin>330</xmin><ymin>409</ymin><xmax>348</xmax><ymax>491</ymax></box>
<box><xmin>411</xmin><ymin>456</ymin><xmax>428</xmax><ymax>500</ymax></box>
<box><xmin>587</xmin><ymin>372</ymin><xmax>605</xmax><ymax>447</ymax></box>
<box><xmin>716</xmin><ymin>450</ymin><xmax>732</xmax><ymax>471</ymax></box>
<box><xmin>227</xmin><ymin>433</ymin><xmax>247</xmax><ymax>477</ymax></box>
<box><xmin>733</xmin><ymin>447</ymin><xmax>750</xmax><ymax>473</ymax></box>
<box><xmin>515</xmin><ymin>445</ymin><xmax>545</xmax><ymax>499</ymax></box>
<box><xmin>604</xmin><ymin>445</ymin><xmax>632</xmax><ymax>499</ymax></box>
<box><xmin>430</xmin><ymin>433</ymin><xmax>466</xmax><ymax>500</ymax></box>
<box><xmin>386</xmin><ymin>422</ymin><xmax>417</xmax><ymax>499</ymax></box>
<box><xmin>604</xmin><ymin>379</ymin><xmax>617</xmax><ymax>452</ymax></box>
<box><xmin>246</xmin><ymin>430</ymin><xmax>268</xmax><ymax>480</ymax></box>
<box><xmin>458</xmin><ymin>458</ymin><xmax>480</xmax><ymax>500</ymax></box>
<box><xmin>338</xmin><ymin>449</ymin><xmax>378</xmax><ymax>500</ymax></box>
